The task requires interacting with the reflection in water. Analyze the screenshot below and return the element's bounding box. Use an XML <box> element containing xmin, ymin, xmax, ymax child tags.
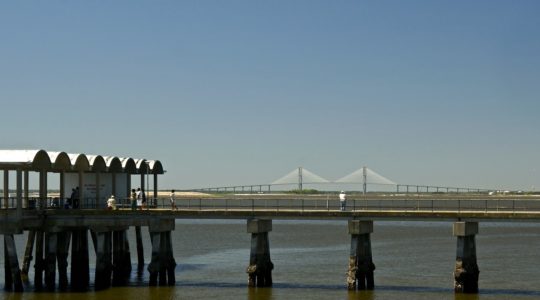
<box><xmin>347</xmin><ymin>290</ymin><xmax>374</xmax><ymax>300</ymax></box>
<box><xmin>248</xmin><ymin>287</ymin><xmax>273</xmax><ymax>300</ymax></box>
<box><xmin>454</xmin><ymin>293</ymin><xmax>480</xmax><ymax>300</ymax></box>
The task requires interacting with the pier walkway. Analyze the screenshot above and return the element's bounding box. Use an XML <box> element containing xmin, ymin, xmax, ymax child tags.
<box><xmin>2</xmin><ymin>195</ymin><xmax>540</xmax><ymax>293</ymax></box>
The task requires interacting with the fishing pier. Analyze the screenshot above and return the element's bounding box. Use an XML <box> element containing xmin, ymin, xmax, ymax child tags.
<box><xmin>2</xmin><ymin>150</ymin><xmax>540</xmax><ymax>294</ymax></box>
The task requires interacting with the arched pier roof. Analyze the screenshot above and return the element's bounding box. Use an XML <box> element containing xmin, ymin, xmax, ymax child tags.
<box><xmin>104</xmin><ymin>156</ymin><xmax>123</xmax><ymax>173</ymax></box>
<box><xmin>120</xmin><ymin>158</ymin><xmax>137</xmax><ymax>174</ymax></box>
<box><xmin>48</xmin><ymin>151</ymin><xmax>72</xmax><ymax>171</ymax></box>
<box><xmin>147</xmin><ymin>160</ymin><xmax>164</xmax><ymax>174</ymax></box>
<box><xmin>0</xmin><ymin>149</ymin><xmax>51</xmax><ymax>170</ymax></box>
<box><xmin>87</xmin><ymin>155</ymin><xmax>106</xmax><ymax>172</ymax></box>
<box><xmin>68</xmin><ymin>153</ymin><xmax>90</xmax><ymax>172</ymax></box>
<box><xmin>0</xmin><ymin>150</ymin><xmax>164</xmax><ymax>174</ymax></box>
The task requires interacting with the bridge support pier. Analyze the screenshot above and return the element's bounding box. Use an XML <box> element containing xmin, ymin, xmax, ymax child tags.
<box><xmin>453</xmin><ymin>222</ymin><xmax>479</xmax><ymax>293</ymax></box>
<box><xmin>4</xmin><ymin>234</ymin><xmax>23</xmax><ymax>292</ymax></box>
<box><xmin>112</xmin><ymin>229</ymin><xmax>132</xmax><ymax>286</ymax></box>
<box><xmin>246</xmin><ymin>219</ymin><xmax>273</xmax><ymax>287</ymax></box>
<box><xmin>71</xmin><ymin>229</ymin><xmax>90</xmax><ymax>291</ymax></box>
<box><xmin>94</xmin><ymin>230</ymin><xmax>113</xmax><ymax>290</ymax></box>
<box><xmin>347</xmin><ymin>220</ymin><xmax>375</xmax><ymax>290</ymax></box>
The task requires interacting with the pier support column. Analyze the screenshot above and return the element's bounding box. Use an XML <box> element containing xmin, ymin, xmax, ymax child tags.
<box><xmin>136</xmin><ymin>226</ymin><xmax>144</xmax><ymax>267</ymax></box>
<box><xmin>453</xmin><ymin>222</ymin><xmax>479</xmax><ymax>293</ymax></box>
<box><xmin>112</xmin><ymin>229</ymin><xmax>132</xmax><ymax>286</ymax></box>
<box><xmin>71</xmin><ymin>229</ymin><xmax>89</xmax><ymax>291</ymax></box>
<box><xmin>21</xmin><ymin>230</ymin><xmax>36</xmax><ymax>282</ymax></box>
<box><xmin>4</xmin><ymin>234</ymin><xmax>23</xmax><ymax>292</ymax></box>
<box><xmin>147</xmin><ymin>220</ymin><xmax>176</xmax><ymax>287</ymax></box>
<box><xmin>34</xmin><ymin>231</ymin><xmax>44</xmax><ymax>290</ymax></box>
<box><xmin>4</xmin><ymin>237</ymin><xmax>12</xmax><ymax>291</ymax></box>
<box><xmin>44</xmin><ymin>232</ymin><xmax>58</xmax><ymax>291</ymax></box>
<box><xmin>246</xmin><ymin>219</ymin><xmax>273</xmax><ymax>287</ymax></box>
<box><xmin>57</xmin><ymin>232</ymin><xmax>70</xmax><ymax>290</ymax></box>
<box><xmin>94</xmin><ymin>230</ymin><xmax>113</xmax><ymax>290</ymax></box>
<box><xmin>147</xmin><ymin>231</ymin><xmax>177</xmax><ymax>286</ymax></box>
<box><xmin>347</xmin><ymin>220</ymin><xmax>375</xmax><ymax>290</ymax></box>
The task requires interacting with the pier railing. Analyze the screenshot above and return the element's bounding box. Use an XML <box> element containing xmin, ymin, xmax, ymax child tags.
<box><xmin>165</xmin><ymin>197</ymin><xmax>540</xmax><ymax>213</ymax></box>
<box><xmin>3</xmin><ymin>196</ymin><xmax>540</xmax><ymax>213</ymax></box>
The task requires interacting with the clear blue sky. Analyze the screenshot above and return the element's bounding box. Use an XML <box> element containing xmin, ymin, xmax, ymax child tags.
<box><xmin>1</xmin><ymin>1</ymin><xmax>539</xmax><ymax>191</ymax></box>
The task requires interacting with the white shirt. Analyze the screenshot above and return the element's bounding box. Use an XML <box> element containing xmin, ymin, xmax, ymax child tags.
<box><xmin>339</xmin><ymin>193</ymin><xmax>346</xmax><ymax>201</ymax></box>
<box><xmin>107</xmin><ymin>197</ymin><xmax>116</xmax><ymax>209</ymax></box>
<box><xmin>136</xmin><ymin>190</ymin><xmax>142</xmax><ymax>206</ymax></box>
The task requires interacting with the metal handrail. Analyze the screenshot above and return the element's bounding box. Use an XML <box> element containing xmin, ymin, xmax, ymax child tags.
<box><xmin>2</xmin><ymin>196</ymin><xmax>540</xmax><ymax>214</ymax></box>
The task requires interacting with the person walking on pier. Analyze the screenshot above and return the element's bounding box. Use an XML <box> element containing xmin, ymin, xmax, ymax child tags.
<box><xmin>339</xmin><ymin>191</ymin><xmax>347</xmax><ymax>211</ymax></box>
<box><xmin>170</xmin><ymin>189</ymin><xmax>177</xmax><ymax>210</ymax></box>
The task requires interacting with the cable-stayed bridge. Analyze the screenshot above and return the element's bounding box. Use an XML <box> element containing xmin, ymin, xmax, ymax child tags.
<box><xmin>189</xmin><ymin>166</ymin><xmax>493</xmax><ymax>194</ymax></box>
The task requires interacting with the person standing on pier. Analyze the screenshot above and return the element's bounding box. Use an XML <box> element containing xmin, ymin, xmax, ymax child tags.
<box><xmin>131</xmin><ymin>189</ymin><xmax>137</xmax><ymax>211</ymax></box>
<box><xmin>73</xmin><ymin>186</ymin><xmax>80</xmax><ymax>209</ymax></box>
<box><xmin>107</xmin><ymin>195</ymin><xmax>116</xmax><ymax>210</ymax></box>
<box><xmin>170</xmin><ymin>189</ymin><xmax>177</xmax><ymax>210</ymax></box>
<box><xmin>67</xmin><ymin>188</ymin><xmax>75</xmax><ymax>209</ymax></box>
<box><xmin>339</xmin><ymin>191</ymin><xmax>347</xmax><ymax>211</ymax></box>
<box><xmin>136</xmin><ymin>188</ymin><xmax>142</xmax><ymax>210</ymax></box>
<box><xmin>141</xmin><ymin>188</ymin><xmax>147</xmax><ymax>209</ymax></box>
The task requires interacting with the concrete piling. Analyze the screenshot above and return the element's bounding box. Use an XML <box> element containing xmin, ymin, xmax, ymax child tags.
<box><xmin>246</xmin><ymin>219</ymin><xmax>273</xmax><ymax>287</ymax></box>
<box><xmin>57</xmin><ymin>232</ymin><xmax>70</xmax><ymax>290</ymax></box>
<box><xmin>147</xmin><ymin>220</ymin><xmax>176</xmax><ymax>287</ymax></box>
<box><xmin>4</xmin><ymin>234</ymin><xmax>23</xmax><ymax>292</ymax></box>
<box><xmin>94</xmin><ymin>231</ymin><xmax>113</xmax><ymax>290</ymax></box>
<box><xmin>347</xmin><ymin>220</ymin><xmax>375</xmax><ymax>290</ymax></box>
<box><xmin>112</xmin><ymin>230</ymin><xmax>132</xmax><ymax>286</ymax></box>
<box><xmin>453</xmin><ymin>222</ymin><xmax>480</xmax><ymax>293</ymax></box>
<box><xmin>148</xmin><ymin>230</ymin><xmax>176</xmax><ymax>286</ymax></box>
<box><xmin>148</xmin><ymin>232</ymin><xmax>160</xmax><ymax>286</ymax></box>
<box><xmin>164</xmin><ymin>231</ymin><xmax>176</xmax><ymax>286</ymax></box>
<box><xmin>21</xmin><ymin>230</ymin><xmax>35</xmax><ymax>282</ymax></box>
<box><xmin>44</xmin><ymin>232</ymin><xmax>58</xmax><ymax>291</ymax></box>
<box><xmin>34</xmin><ymin>231</ymin><xmax>44</xmax><ymax>290</ymax></box>
<box><xmin>4</xmin><ymin>238</ymin><xmax>12</xmax><ymax>291</ymax></box>
<box><xmin>136</xmin><ymin>226</ymin><xmax>144</xmax><ymax>267</ymax></box>
<box><xmin>71</xmin><ymin>229</ymin><xmax>90</xmax><ymax>291</ymax></box>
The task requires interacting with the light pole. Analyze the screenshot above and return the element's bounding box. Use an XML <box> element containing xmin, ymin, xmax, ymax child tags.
<box><xmin>145</xmin><ymin>161</ymin><xmax>150</xmax><ymax>209</ymax></box>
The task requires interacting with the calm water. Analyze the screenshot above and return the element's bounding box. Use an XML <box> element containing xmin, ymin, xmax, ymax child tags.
<box><xmin>1</xmin><ymin>220</ymin><xmax>540</xmax><ymax>299</ymax></box>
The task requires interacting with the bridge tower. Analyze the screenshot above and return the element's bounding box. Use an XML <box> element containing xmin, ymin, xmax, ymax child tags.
<box><xmin>362</xmin><ymin>166</ymin><xmax>367</xmax><ymax>194</ymax></box>
<box><xmin>298</xmin><ymin>167</ymin><xmax>303</xmax><ymax>191</ymax></box>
